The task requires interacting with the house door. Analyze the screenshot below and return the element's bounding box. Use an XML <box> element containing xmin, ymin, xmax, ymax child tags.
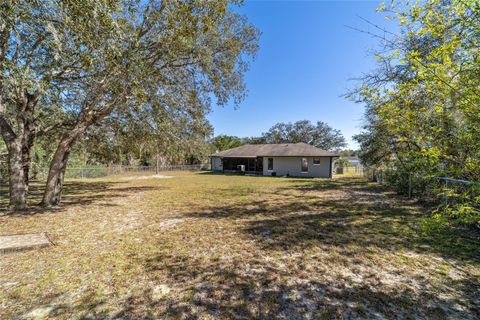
<box><xmin>256</xmin><ymin>157</ymin><xmax>263</xmax><ymax>173</ymax></box>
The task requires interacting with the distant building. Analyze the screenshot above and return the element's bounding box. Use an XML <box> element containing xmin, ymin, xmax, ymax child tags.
<box><xmin>347</xmin><ymin>156</ymin><xmax>361</xmax><ymax>167</ymax></box>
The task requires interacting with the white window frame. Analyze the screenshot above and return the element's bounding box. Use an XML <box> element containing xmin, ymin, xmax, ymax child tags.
<box><xmin>267</xmin><ymin>158</ymin><xmax>274</xmax><ymax>171</ymax></box>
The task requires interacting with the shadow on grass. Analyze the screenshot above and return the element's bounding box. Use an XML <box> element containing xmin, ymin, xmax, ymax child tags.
<box><xmin>17</xmin><ymin>252</ymin><xmax>479</xmax><ymax>319</ymax></box>
<box><xmin>184</xmin><ymin>177</ymin><xmax>480</xmax><ymax>264</ymax></box>
<box><xmin>11</xmin><ymin>177</ymin><xmax>480</xmax><ymax>319</ymax></box>
<box><xmin>242</xmin><ymin>200</ymin><xmax>479</xmax><ymax>262</ymax></box>
<box><xmin>281</xmin><ymin>176</ymin><xmax>391</xmax><ymax>192</ymax></box>
<box><xmin>139</xmin><ymin>252</ymin><xmax>480</xmax><ymax>319</ymax></box>
<box><xmin>0</xmin><ymin>180</ymin><xmax>158</xmax><ymax>215</ymax></box>
<box><xmin>136</xmin><ymin>177</ymin><xmax>478</xmax><ymax>318</ymax></box>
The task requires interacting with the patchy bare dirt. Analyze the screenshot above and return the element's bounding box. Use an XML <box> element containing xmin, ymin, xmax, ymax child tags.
<box><xmin>0</xmin><ymin>172</ymin><xmax>479</xmax><ymax>319</ymax></box>
<box><xmin>121</xmin><ymin>174</ymin><xmax>174</xmax><ymax>181</ymax></box>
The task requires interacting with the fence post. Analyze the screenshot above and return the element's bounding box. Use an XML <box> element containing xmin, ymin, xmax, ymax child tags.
<box><xmin>408</xmin><ymin>172</ymin><xmax>412</xmax><ymax>199</ymax></box>
<box><xmin>445</xmin><ymin>179</ymin><xmax>449</xmax><ymax>206</ymax></box>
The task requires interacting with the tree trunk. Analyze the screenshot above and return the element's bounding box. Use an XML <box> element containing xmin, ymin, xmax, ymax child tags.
<box><xmin>41</xmin><ymin>140</ymin><xmax>72</xmax><ymax>207</ymax></box>
<box><xmin>22</xmin><ymin>92</ymin><xmax>37</xmax><ymax>187</ymax></box>
<box><xmin>21</xmin><ymin>126</ymin><xmax>35</xmax><ymax>189</ymax></box>
<box><xmin>8</xmin><ymin>140</ymin><xmax>27</xmax><ymax>210</ymax></box>
<box><xmin>41</xmin><ymin>126</ymin><xmax>86</xmax><ymax>207</ymax></box>
<box><xmin>41</xmin><ymin>93</ymin><xmax>123</xmax><ymax>207</ymax></box>
<box><xmin>0</xmin><ymin>92</ymin><xmax>39</xmax><ymax>210</ymax></box>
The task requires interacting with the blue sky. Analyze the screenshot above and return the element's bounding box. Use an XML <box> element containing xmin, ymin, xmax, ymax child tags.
<box><xmin>207</xmin><ymin>0</ymin><xmax>397</xmax><ymax>149</ymax></box>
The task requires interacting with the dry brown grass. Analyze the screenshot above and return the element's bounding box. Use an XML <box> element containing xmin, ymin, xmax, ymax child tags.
<box><xmin>0</xmin><ymin>171</ymin><xmax>479</xmax><ymax>319</ymax></box>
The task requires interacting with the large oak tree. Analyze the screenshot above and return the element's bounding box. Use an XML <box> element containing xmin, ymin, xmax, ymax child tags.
<box><xmin>0</xmin><ymin>0</ymin><xmax>259</xmax><ymax>209</ymax></box>
<box><xmin>0</xmin><ymin>0</ymin><xmax>119</xmax><ymax>209</ymax></box>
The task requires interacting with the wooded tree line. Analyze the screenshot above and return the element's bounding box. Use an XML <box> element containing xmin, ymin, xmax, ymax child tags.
<box><xmin>212</xmin><ymin>120</ymin><xmax>347</xmax><ymax>152</ymax></box>
<box><xmin>352</xmin><ymin>0</ymin><xmax>480</xmax><ymax>227</ymax></box>
<box><xmin>0</xmin><ymin>0</ymin><xmax>259</xmax><ymax>210</ymax></box>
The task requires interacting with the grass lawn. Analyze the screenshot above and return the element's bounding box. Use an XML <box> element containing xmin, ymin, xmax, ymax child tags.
<box><xmin>0</xmin><ymin>172</ymin><xmax>479</xmax><ymax>319</ymax></box>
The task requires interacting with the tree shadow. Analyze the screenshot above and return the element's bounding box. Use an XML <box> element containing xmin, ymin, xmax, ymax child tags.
<box><xmin>182</xmin><ymin>178</ymin><xmax>479</xmax><ymax>265</ymax></box>
<box><xmin>138</xmin><ymin>250</ymin><xmax>479</xmax><ymax>319</ymax></box>
<box><xmin>0</xmin><ymin>180</ymin><xmax>159</xmax><ymax>215</ymax></box>
<box><xmin>13</xmin><ymin>252</ymin><xmax>480</xmax><ymax>320</ymax></box>
<box><xmin>240</xmin><ymin>200</ymin><xmax>479</xmax><ymax>263</ymax></box>
<box><xmin>279</xmin><ymin>176</ymin><xmax>393</xmax><ymax>193</ymax></box>
<box><xmin>153</xmin><ymin>190</ymin><xmax>479</xmax><ymax>317</ymax></box>
<box><xmin>147</xmin><ymin>175</ymin><xmax>479</xmax><ymax>318</ymax></box>
<box><xmin>8</xmin><ymin>177</ymin><xmax>480</xmax><ymax>319</ymax></box>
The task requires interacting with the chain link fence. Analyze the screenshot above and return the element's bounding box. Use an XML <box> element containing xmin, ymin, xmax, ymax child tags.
<box><xmin>363</xmin><ymin>167</ymin><xmax>479</xmax><ymax>209</ymax></box>
<box><xmin>0</xmin><ymin>164</ymin><xmax>211</xmax><ymax>203</ymax></box>
<box><xmin>29</xmin><ymin>164</ymin><xmax>211</xmax><ymax>181</ymax></box>
<box><xmin>361</xmin><ymin>166</ymin><xmax>480</xmax><ymax>227</ymax></box>
<box><xmin>334</xmin><ymin>165</ymin><xmax>364</xmax><ymax>176</ymax></box>
<box><xmin>432</xmin><ymin>177</ymin><xmax>480</xmax><ymax>210</ymax></box>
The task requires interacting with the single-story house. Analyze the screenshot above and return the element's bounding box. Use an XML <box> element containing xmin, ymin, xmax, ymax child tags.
<box><xmin>210</xmin><ymin>143</ymin><xmax>339</xmax><ymax>178</ymax></box>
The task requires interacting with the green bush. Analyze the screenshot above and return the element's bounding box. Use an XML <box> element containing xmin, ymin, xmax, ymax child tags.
<box><xmin>433</xmin><ymin>184</ymin><xmax>480</xmax><ymax>228</ymax></box>
<box><xmin>369</xmin><ymin>164</ymin><xmax>480</xmax><ymax>228</ymax></box>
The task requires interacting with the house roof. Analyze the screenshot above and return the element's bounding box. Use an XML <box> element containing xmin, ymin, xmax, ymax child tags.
<box><xmin>211</xmin><ymin>143</ymin><xmax>339</xmax><ymax>158</ymax></box>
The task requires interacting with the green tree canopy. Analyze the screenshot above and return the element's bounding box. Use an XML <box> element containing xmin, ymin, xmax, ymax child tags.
<box><xmin>261</xmin><ymin>120</ymin><xmax>347</xmax><ymax>151</ymax></box>
<box><xmin>0</xmin><ymin>0</ymin><xmax>121</xmax><ymax>209</ymax></box>
<box><xmin>211</xmin><ymin>135</ymin><xmax>243</xmax><ymax>152</ymax></box>
<box><xmin>1</xmin><ymin>0</ymin><xmax>260</xmax><ymax>209</ymax></box>
<box><xmin>352</xmin><ymin>0</ymin><xmax>480</xmax><ymax>226</ymax></box>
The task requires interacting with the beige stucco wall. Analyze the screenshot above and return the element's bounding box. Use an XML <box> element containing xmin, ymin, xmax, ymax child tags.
<box><xmin>262</xmin><ymin>156</ymin><xmax>331</xmax><ymax>178</ymax></box>
<box><xmin>211</xmin><ymin>156</ymin><xmax>333</xmax><ymax>178</ymax></box>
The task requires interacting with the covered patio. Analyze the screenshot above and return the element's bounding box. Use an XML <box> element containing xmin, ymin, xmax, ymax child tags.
<box><xmin>221</xmin><ymin>157</ymin><xmax>263</xmax><ymax>174</ymax></box>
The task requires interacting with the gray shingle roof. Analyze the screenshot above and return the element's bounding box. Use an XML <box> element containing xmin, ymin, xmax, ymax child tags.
<box><xmin>211</xmin><ymin>143</ymin><xmax>339</xmax><ymax>157</ymax></box>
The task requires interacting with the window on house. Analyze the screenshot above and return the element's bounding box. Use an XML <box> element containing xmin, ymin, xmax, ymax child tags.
<box><xmin>268</xmin><ymin>158</ymin><xmax>273</xmax><ymax>170</ymax></box>
<box><xmin>313</xmin><ymin>158</ymin><xmax>321</xmax><ymax>165</ymax></box>
<box><xmin>301</xmin><ymin>158</ymin><xmax>308</xmax><ymax>172</ymax></box>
